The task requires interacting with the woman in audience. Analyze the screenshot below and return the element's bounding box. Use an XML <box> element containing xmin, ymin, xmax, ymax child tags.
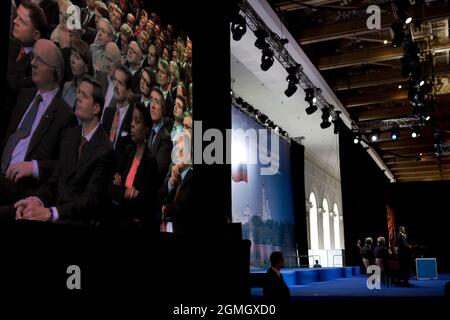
<box><xmin>62</xmin><ymin>39</ymin><xmax>94</xmax><ymax>109</ymax></box>
<box><xmin>109</xmin><ymin>102</ymin><xmax>160</xmax><ymax>230</ymax></box>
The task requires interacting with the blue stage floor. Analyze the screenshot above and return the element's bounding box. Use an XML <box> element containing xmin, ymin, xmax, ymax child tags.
<box><xmin>251</xmin><ymin>270</ymin><xmax>450</xmax><ymax>300</ymax></box>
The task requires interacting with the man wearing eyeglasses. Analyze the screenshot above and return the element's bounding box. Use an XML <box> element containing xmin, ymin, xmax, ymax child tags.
<box><xmin>0</xmin><ymin>39</ymin><xmax>77</xmax><ymax>210</ymax></box>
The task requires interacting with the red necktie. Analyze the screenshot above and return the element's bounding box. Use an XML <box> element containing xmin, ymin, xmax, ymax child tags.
<box><xmin>16</xmin><ymin>47</ymin><xmax>26</xmax><ymax>62</ymax></box>
<box><xmin>109</xmin><ymin>110</ymin><xmax>120</xmax><ymax>144</ymax></box>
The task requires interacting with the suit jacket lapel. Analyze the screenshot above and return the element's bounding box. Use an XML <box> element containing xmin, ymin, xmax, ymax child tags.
<box><xmin>68</xmin><ymin>126</ymin><xmax>102</xmax><ymax>178</ymax></box>
<box><xmin>26</xmin><ymin>93</ymin><xmax>61</xmax><ymax>159</ymax></box>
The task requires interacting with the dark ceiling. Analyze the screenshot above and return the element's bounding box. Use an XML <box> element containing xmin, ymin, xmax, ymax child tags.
<box><xmin>267</xmin><ymin>0</ymin><xmax>450</xmax><ymax>182</ymax></box>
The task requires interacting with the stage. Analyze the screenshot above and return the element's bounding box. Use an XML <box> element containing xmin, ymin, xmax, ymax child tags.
<box><xmin>250</xmin><ymin>267</ymin><xmax>449</xmax><ymax>300</ymax></box>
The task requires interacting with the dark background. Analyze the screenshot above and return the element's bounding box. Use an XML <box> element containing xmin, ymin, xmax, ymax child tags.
<box><xmin>340</xmin><ymin>124</ymin><xmax>450</xmax><ymax>272</ymax></box>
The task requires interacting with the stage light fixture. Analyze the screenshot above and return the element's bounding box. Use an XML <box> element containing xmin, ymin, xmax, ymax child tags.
<box><xmin>353</xmin><ymin>134</ymin><xmax>361</xmax><ymax>144</ymax></box>
<box><xmin>398</xmin><ymin>10</ymin><xmax>412</xmax><ymax>24</ymax></box>
<box><xmin>391</xmin><ymin>127</ymin><xmax>399</xmax><ymax>140</ymax></box>
<box><xmin>260</xmin><ymin>48</ymin><xmax>274</xmax><ymax>71</ymax></box>
<box><xmin>286</xmin><ymin>66</ymin><xmax>299</xmax><ymax>85</ymax></box>
<box><xmin>411</xmin><ymin>126</ymin><xmax>420</xmax><ymax>138</ymax></box>
<box><xmin>284</xmin><ymin>82</ymin><xmax>297</xmax><ymax>97</ymax></box>
<box><xmin>320</xmin><ymin>108</ymin><xmax>332</xmax><ymax>129</ymax></box>
<box><xmin>231</xmin><ymin>14</ymin><xmax>247</xmax><ymax>41</ymax></box>
<box><xmin>371</xmin><ymin>129</ymin><xmax>380</xmax><ymax>142</ymax></box>
<box><xmin>254</xmin><ymin>29</ymin><xmax>268</xmax><ymax>50</ymax></box>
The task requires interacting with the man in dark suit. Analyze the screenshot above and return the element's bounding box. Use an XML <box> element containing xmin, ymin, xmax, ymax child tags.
<box><xmin>4</xmin><ymin>1</ymin><xmax>48</xmax><ymax>142</ymax></box>
<box><xmin>96</xmin><ymin>47</ymin><xmax>121</xmax><ymax>119</ymax></box>
<box><xmin>397</xmin><ymin>226</ymin><xmax>412</xmax><ymax>286</ymax></box>
<box><xmin>125</xmin><ymin>41</ymin><xmax>144</xmax><ymax>94</ymax></box>
<box><xmin>80</xmin><ymin>0</ymin><xmax>96</xmax><ymax>32</ymax></box>
<box><xmin>0</xmin><ymin>39</ymin><xmax>77</xmax><ymax>205</ymax></box>
<box><xmin>13</xmin><ymin>75</ymin><xmax>116</xmax><ymax>225</ymax></box>
<box><xmin>101</xmin><ymin>64</ymin><xmax>134</xmax><ymax>158</ymax></box>
<box><xmin>263</xmin><ymin>251</ymin><xmax>291</xmax><ymax>304</ymax></box>
<box><xmin>148</xmin><ymin>87</ymin><xmax>173</xmax><ymax>184</ymax></box>
<box><xmin>157</xmin><ymin>59</ymin><xmax>175</xmax><ymax>121</ymax></box>
<box><xmin>38</xmin><ymin>0</ymin><xmax>59</xmax><ymax>34</ymax></box>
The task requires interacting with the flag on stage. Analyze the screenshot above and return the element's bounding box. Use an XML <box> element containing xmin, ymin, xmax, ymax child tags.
<box><xmin>232</xmin><ymin>163</ymin><xmax>248</xmax><ymax>183</ymax></box>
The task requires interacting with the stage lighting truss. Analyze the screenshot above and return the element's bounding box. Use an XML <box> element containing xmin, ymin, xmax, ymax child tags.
<box><xmin>236</xmin><ymin>0</ymin><xmax>339</xmax><ymax>128</ymax></box>
<box><xmin>231</xmin><ymin>92</ymin><xmax>291</xmax><ymax>142</ymax></box>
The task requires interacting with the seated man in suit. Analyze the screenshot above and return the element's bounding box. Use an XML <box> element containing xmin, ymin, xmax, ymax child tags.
<box><xmin>148</xmin><ymin>87</ymin><xmax>173</xmax><ymax>185</ymax></box>
<box><xmin>263</xmin><ymin>251</ymin><xmax>291</xmax><ymax>304</ymax></box>
<box><xmin>96</xmin><ymin>44</ymin><xmax>121</xmax><ymax>117</ymax></box>
<box><xmin>90</xmin><ymin>18</ymin><xmax>115</xmax><ymax>75</ymax></box>
<box><xmin>5</xmin><ymin>0</ymin><xmax>48</xmax><ymax>141</ymax></box>
<box><xmin>125</xmin><ymin>41</ymin><xmax>144</xmax><ymax>94</ymax></box>
<box><xmin>80</xmin><ymin>0</ymin><xmax>96</xmax><ymax>34</ymax></box>
<box><xmin>101</xmin><ymin>63</ymin><xmax>134</xmax><ymax>158</ymax></box>
<box><xmin>0</xmin><ymin>39</ymin><xmax>77</xmax><ymax>206</ymax></box>
<box><xmin>13</xmin><ymin>75</ymin><xmax>116</xmax><ymax>225</ymax></box>
<box><xmin>157</xmin><ymin>59</ymin><xmax>175</xmax><ymax>122</ymax></box>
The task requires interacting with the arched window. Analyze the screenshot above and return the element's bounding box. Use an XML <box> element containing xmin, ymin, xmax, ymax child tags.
<box><xmin>333</xmin><ymin>203</ymin><xmax>341</xmax><ymax>249</ymax></box>
<box><xmin>322</xmin><ymin>198</ymin><xmax>331</xmax><ymax>250</ymax></box>
<box><xmin>309</xmin><ymin>192</ymin><xmax>319</xmax><ymax>250</ymax></box>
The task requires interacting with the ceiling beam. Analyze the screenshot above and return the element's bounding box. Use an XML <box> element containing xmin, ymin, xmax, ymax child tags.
<box><xmin>344</xmin><ymin>88</ymin><xmax>408</xmax><ymax>108</ymax></box>
<box><xmin>317</xmin><ymin>39</ymin><xmax>450</xmax><ymax>71</ymax></box>
<box><xmin>355</xmin><ymin>106</ymin><xmax>413</xmax><ymax>121</ymax></box>
<box><xmin>331</xmin><ymin>69</ymin><xmax>404</xmax><ymax>91</ymax></box>
<box><xmin>298</xmin><ymin>4</ymin><xmax>450</xmax><ymax>45</ymax></box>
<box><xmin>274</xmin><ymin>0</ymin><xmax>340</xmax><ymax>12</ymax></box>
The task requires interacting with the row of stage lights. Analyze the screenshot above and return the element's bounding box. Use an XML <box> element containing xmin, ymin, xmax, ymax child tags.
<box><xmin>352</xmin><ymin>0</ymin><xmax>431</xmax><ymax>146</ymax></box>
<box><xmin>231</xmin><ymin>92</ymin><xmax>290</xmax><ymax>139</ymax></box>
<box><xmin>230</xmin><ymin>0</ymin><xmax>341</xmax><ymax>133</ymax></box>
<box><xmin>353</xmin><ymin>125</ymin><xmax>421</xmax><ymax>144</ymax></box>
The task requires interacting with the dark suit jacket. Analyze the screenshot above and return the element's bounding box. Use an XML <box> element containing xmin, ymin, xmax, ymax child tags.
<box><xmin>80</xmin><ymin>8</ymin><xmax>96</xmax><ymax>31</ymax></box>
<box><xmin>397</xmin><ymin>233</ymin><xmax>410</xmax><ymax>258</ymax></box>
<box><xmin>82</xmin><ymin>27</ymin><xmax>97</xmax><ymax>45</ymax></box>
<box><xmin>1</xmin><ymin>88</ymin><xmax>77</xmax><ymax>185</ymax></box>
<box><xmin>39</xmin><ymin>0</ymin><xmax>59</xmax><ymax>35</ymax></box>
<box><xmin>148</xmin><ymin>122</ymin><xmax>173</xmax><ymax>184</ymax></box>
<box><xmin>7</xmin><ymin>38</ymin><xmax>34</xmax><ymax>111</ymax></box>
<box><xmin>263</xmin><ymin>268</ymin><xmax>291</xmax><ymax>304</ymax></box>
<box><xmin>109</xmin><ymin>145</ymin><xmax>160</xmax><ymax>229</ymax></box>
<box><xmin>164</xmin><ymin>92</ymin><xmax>175</xmax><ymax>122</ymax></box>
<box><xmin>101</xmin><ymin>104</ymin><xmax>134</xmax><ymax>157</ymax></box>
<box><xmin>37</xmin><ymin>125</ymin><xmax>116</xmax><ymax>224</ymax></box>
<box><xmin>161</xmin><ymin>168</ymin><xmax>193</xmax><ymax>234</ymax></box>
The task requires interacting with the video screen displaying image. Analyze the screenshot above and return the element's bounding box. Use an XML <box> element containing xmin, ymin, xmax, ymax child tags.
<box><xmin>231</xmin><ymin>105</ymin><xmax>297</xmax><ymax>268</ymax></box>
<box><xmin>0</xmin><ymin>0</ymin><xmax>193</xmax><ymax>234</ymax></box>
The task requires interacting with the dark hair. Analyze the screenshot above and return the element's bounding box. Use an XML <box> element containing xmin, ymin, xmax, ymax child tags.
<box><xmin>114</xmin><ymin>63</ymin><xmax>133</xmax><ymax>90</ymax></box>
<box><xmin>133</xmin><ymin>102</ymin><xmax>152</xmax><ymax>139</ymax></box>
<box><xmin>150</xmin><ymin>86</ymin><xmax>165</xmax><ymax>109</ymax></box>
<box><xmin>19</xmin><ymin>0</ymin><xmax>48</xmax><ymax>38</ymax></box>
<box><xmin>79</xmin><ymin>75</ymin><xmax>105</xmax><ymax>119</ymax></box>
<box><xmin>175</xmin><ymin>95</ymin><xmax>187</xmax><ymax>112</ymax></box>
<box><xmin>270</xmin><ymin>251</ymin><xmax>284</xmax><ymax>266</ymax></box>
<box><xmin>142</xmin><ymin>67</ymin><xmax>157</xmax><ymax>87</ymax></box>
<box><xmin>71</xmin><ymin>39</ymin><xmax>94</xmax><ymax>76</ymax></box>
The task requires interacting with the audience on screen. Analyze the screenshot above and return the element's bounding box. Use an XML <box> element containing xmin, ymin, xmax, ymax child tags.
<box><xmin>1</xmin><ymin>0</ymin><xmax>193</xmax><ymax>234</ymax></box>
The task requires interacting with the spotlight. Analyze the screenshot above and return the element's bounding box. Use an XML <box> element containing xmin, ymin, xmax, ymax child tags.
<box><xmin>371</xmin><ymin>129</ymin><xmax>380</xmax><ymax>142</ymax></box>
<box><xmin>305</xmin><ymin>104</ymin><xmax>318</xmax><ymax>115</ymax></box>
<box><xmin>254</xmin><ymin>29</ymin><xmax>268</xmax><ymax>50</ymax></box>
<box><xmin>411</xmin><ymin>126</ymin><xmax>420</xmax><ymax>138</ymax></box>
<box><xmin>304</xmin><ymin>88</ymin><xmax>318</xmax><ymax>114</ymax></box>
<box><xmin>320</xmin><ymin>109</ymin><xmax>332</xmax><ymax>129</ymax></box>
<box><xmin>425</xmin><ymin>114</ymin><xmax>431</xmax><ymax>121</ymax></box>
<box><xmin>286</xmin><ymin>66</ymin><xmax>299</xmax><ymax>85</ymax></box>
<box><xmin>260</xmin><ymin>48</ymin><xmax>274</xmax><ymax>71</ymax></box>
<box><xmin>231</xmin><ymin>14</ymin><xmax>247</xmax><ymax>41</ymax></box>
<box><xmin>398</xmin><ymin>84</ymin><xmax>402</xmax><ymax>89</ymax></box>
<box><xmin>383</xmin><ymin>40</ymin><xmax>388</xmax><ymax>45</ymax></box>
<box><xmin>353</xmin><ymin>134</ymin><xmax>361</xmax><ymax>144</ymax></box>
<box><xmin>284</xmin><ymin>82</ymin><xmax>297</xmax><ymax>97</ymax></box>
<box><xmin>398</xmin><ymin>10</ymin><xmax>412</xmax><ymax>24</ymax></box>
<box><xmin>391</xmin><ymin>127</ymin><xmax>400</xmax><ymax>140</ymax></box>
<box><xmin>274</xmin><ymin>126</ymin><xmax>280</xmax><ymax>133</ymax></box>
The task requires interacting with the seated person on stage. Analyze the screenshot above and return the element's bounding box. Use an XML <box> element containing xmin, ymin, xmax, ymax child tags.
<box><xmin>0</xmin><ymin>39</ymin><xmax>77</xmax><ymax>207</ymax></box>
<box><xmin>13</xmin><ymin>76</ymin><xmax>116</xmax><ymax>225</ymax></box>
<box><xmin>263</xmin><ymin>251</ymin><xmax>291</xmax><ymax>304</ymax></box>
<box><xmin>109</xmin><ymin>102</ymin><xmax>159</xmax><ymax>231</ymax></box>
